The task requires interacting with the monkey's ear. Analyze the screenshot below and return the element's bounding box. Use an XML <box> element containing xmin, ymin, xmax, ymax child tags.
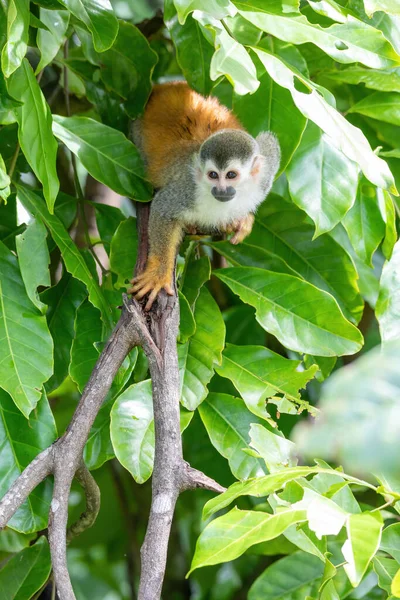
<box><xmin>256</xmin><ymin>131</ymin><xmax>281</xmax><ymax>176</ymax></box>
<box><xmin>251</xmin><ymin>155</ymin><xmax>265</xmax><ymax>178</ymax></box>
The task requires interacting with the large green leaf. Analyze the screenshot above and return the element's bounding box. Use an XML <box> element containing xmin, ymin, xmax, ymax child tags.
<box><xmin>0</xmin><ymin>389</ymin><xmax>56</xmax><ymax>532</ymax></box>
<box><xmin>109</xmin><ymin>217</ymin><xmax>138</xmax><ymax>289</ymax></box>
<box><xmin>111</xmin><ymin>379</ymin><xmax>193</xmax><ymax>482</ymax></box>
<box><xmin>215</xmin><ymin>267</ymin><xmax>363</xmax><ymax>357</ymax></box>
<box><xmin>376</xmin><ymin>240</ymin><xmax>400</xmax><ymax>344</ymax></box>
<box><xmin>94</xmin><ymin>203</ymin><xmax>125</xmax><ymax>251</ymax></box>
<box><xmin>293</xmin><ymin>341</ymin><xmax>400</xmax><ymax>477</ymax></box>
<box><xmin>178</xmin><ymin>286</ymin><xmax>225</xmax><ymax>410</ymax></box>
<box><xmin>189</xmin><ymin>506</ymin><xmax>307</xmax><ymax>574</ymax></box>
<box><xmin>165</xmin><ymin>0</ymin><xmax>214</xmax><ymax>95</ymax></box>
<box><xmin>342</xmin><ymin>512</ymin><xmax>383</xmax><ymax>586</ymax></box>
<box><xmin>173</xmin><ymin>0</ymin><xmax>236</xmax><ymax>24</ymax></box>
<box><xmin>0</xmin><ymin>536</ymin><xmax>51</xmax><ymax>600</ymax></box>
<box><xmin>8</xmin><ymin>60</ymin><xmax>59</xmax><ymax>213</ymax></box>
<box><xmin>0</xmin><ymin>241</ymin><xmax>53</xmax><ymax>416</ymax></box>
<box><xmin>233</xmin><ymin>51</ymin><xmax>307</xmax><ymax>174</ymax></box>
<box><xmin>248</xmin><ymin>196</ymin><xmax>364</xmax><ymax>323</ymax></box>
<box><xmin>41</xmin><ymin>272</ymin><xmax>87</xmax><ymax>392</ymax></box>
<box><xmin>364</xmin><ymin>0</ymin><xmax>400</xmax><ymax>17</ymax></box>
<box><xmin>248</xmin><ymin>552</ymin><xmax>324</xmax><ymax>599</ymax></box>
<box><xmin>52</xmin><ymin>115</ymin><xmax>152</xmax><ymax>200</ymax></box>
<box><xmin>58</xmin><ymin>0</ymin><xmax>118</xmax><ymax>52</ymax></box>
<box><xmin>180</xmin><ymin>255</ymin><xmax>211</xmax><ymax>308</ymax></box>
<box><xmin>343</xmin><ymin>178</ymin><xmax>386</xmax><ymax>266</ymax></box>
<box><xmin>207</xmin><ymin>240</ymin><xmax>298</xmax><ymax>276</ymax></box>
<box><xmin>193</xmin><ymin>12</ymin><xmax>259</xmax><ymax>95</ymax></box>
<box><xmin>15</xmin><ymin>218</ymin><xmax>50</xmax><ymax>314</ymax></box>
<box><xmin>253</xmin><ymin>48</ymin><xmax>396</xmax><ymax>193</ymax></box>
<box><xmin>96</xmin><ymin>22</ymin><xmax>158</xmax><ymax>118</ymax></box>
<box><xmin>36</xmin><ymin>8</ymin><xmax>70</xmax><ymax>73</ymax></box>
<box><xmin>374</xmin><ymin>556</ymin><xmax>400</xmax><ymax>594</ymax></box>
<box><xmin>202</xmin><ymin>466</ymin><xmax>370</xmax><ymax>520</ymax></box>
<box><xmin>237</xmin><ymin>0</ymin><xmax>400</xmax><ymax>68</ymax></box>
<box><xmin>216</xmin><ymin>343</ymin><xmax>317</xmax><ymax>418</ymax></box>
<box><xmin>17</xmin><ymin>185</ymin><xmax>113</xmax><ymax>330</ymax></box>
<box><xmin>69</xmin><ymin>300</ymin><xmax>102</xmax><ymax>393</ymax></box>
<box><xmin>1</xmin><ymin>0</ymin><xmax>29</xmax><ymax>77</ymax></box>
<box><xmin>286</xmin><ymin>121</ymin><xmax>359</xmax><ymax>236</ymax></box>
<box><xmin>324</xmin><ymin>66</ymin><xmax>400</xmax><ymax>93</ymax></box>
<box><xmin>349</xmin><ymin>91</ymin><xmax>400</xmax><ymax>126</ymax></box>
<box><xmin>198</xmin><ymin>393</ymin><xmax>267</xmax><ymax>480</ymax></box>
<box><xmin>381</xmin><ymin>523</ymin><xmax>400</xmax><ymax>562</ymax></box>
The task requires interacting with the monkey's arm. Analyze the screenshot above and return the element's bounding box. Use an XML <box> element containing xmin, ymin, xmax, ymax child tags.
<box><xmin>129</xmin><ymin>189</ymin><xmax>184</xmax><ymax>311</ymax></box>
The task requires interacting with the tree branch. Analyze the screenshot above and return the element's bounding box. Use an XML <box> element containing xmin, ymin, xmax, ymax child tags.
<box><xmin>0</xmin><ymin>201</ymin><xmax>225</xmax><ymax>600</ymax></box>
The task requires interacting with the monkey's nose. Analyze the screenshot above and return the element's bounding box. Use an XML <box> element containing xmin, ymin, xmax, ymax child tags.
<box><xmin>211</xmin><ymin>186</ymin><xmax>236</xmax><ymax>202</ymax></box>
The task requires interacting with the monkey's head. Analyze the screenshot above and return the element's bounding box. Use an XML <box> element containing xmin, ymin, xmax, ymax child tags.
<box><xmin>196</xmin><ymin>129</ymin><xmax>267</xmax><ymax>202</ymax></box>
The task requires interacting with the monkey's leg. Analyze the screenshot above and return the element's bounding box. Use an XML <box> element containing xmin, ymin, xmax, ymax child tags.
<box><xmin>129</xmin><ymin>212</ymin><xmax>183</xmax><ymax>311</ymax></box>
<box><xmin>228</xmin><ymin>213</ymin><xmax>255</xmax><ymax>245</ymax></box>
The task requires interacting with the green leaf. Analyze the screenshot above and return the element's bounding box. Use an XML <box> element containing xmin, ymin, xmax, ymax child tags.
<box><xmin>180</xmin><ymin>255</ymin><xmax>211</xmax><ymax>308</ymax></box>
<box><xmin>215</xmin><ymin>267</ymin><xmax>363</xmax><ymax>357</ymax></box>
<box><xmin>193</xmin><ymin>12</ymin><xmax>259</xmax><ymax>95</ymax></box>
<box><xmin>178</xmin><ymin>286</ymin><xmax>225</xmax><ymax>410</ymax></box>
<box><xmin>0</xmin><ymin>390</ymin><xmax>56</xmax><ymax>532</ymax></box>
<box><xmin>84</xmin><ymin>348</ymin><xmax>137</xmax><ymax>470</ymax></box>
<box><xmin>69</xmin><ymin>300</ymin><xmax>102</xmax><ymax>393</ymax></box>
<box><xmin>248</xmin><ymin>552</ymin><xmax>324</xmax><ymax>599</ymax></box>
<box><xmin>52</xmin><ymin>115</ymin><xmax>152</xmax><ymax>201</ymax></box>
<box><xmin>324</xmin><ymin>66</ymin><xmax>400</xmax><ymax>93</ymax></box>
<box><xmin>189</xmin><ymin>506</ymin><xmax>307</xmax><ymax>574</ymax></box>
<box><xmin>342</xmin><ymin>512</ymin><xmax>383</xmax><ymax>586</ymax></box>
<box><xmin>1</xmin><ymin>0</ymin><xmax>29</xmax><ymax>77</ymax></box>
<box><xmin>377</xmin><ymin>240</ymin><xmax>400</xmax><ymax>344</ymax></box>
<box><xmin>393</xmin><ymin>567</ymin><xmax>400</xmax><ymax>597</ymax></box>
<box><xmin>110</xmin><ymin>380</ymin><xmax>154</xmax><ymax>484</ymax></box>
<box><xmin>238</xmin><ymin>0</ymin><xmax>400</xmax><ymax>68</ymax></box>
<box><xmin>97</xmin><ymin>22</ymin><xmax>158</xmax><ymax>119</ymax></box>
<box><xmin>165</xmin><ymin>0</ymin><xmax>214</xmax><ymax>95</ymax></box>
<box><xmin>349</xmin><ymin>91</ymin><xmax>400</xmax><ymax>126</ymax></box>
<box><xmin>249</xmin><ymin>423</ymin><xmax>297</xmax><ymax>472</ymax></box>
<box><xmin>111</xmin><ymin>379</ymin><xmax>193</xmax><ymax>482</ymax></box>
<box><xmin>253</xmin><ymin>48</ymin><xmax>397</xmax><ymax>193</ymax></box>
<box><xmin>0</xmin><ymin>240</ymin><xmax>53</xmax><ymax>416</ymax></box>
<box><xmin>286</xmin><ymin>121</ymin><xmax>358</xmax><ymax>236</ymax></box>
<box><xmin>15</xmin><ymin>218</ymin><xmax>50</xmax><ymax>314</ymax></box>
<box><xmin>343</xmin><ymin>178</ymin><xmax>386</xmax><ymax>266</ymax></box>
<box><xmin>364</xmin><ymin>0</ymin><xmax>400</xmax><ymax>17</ymax></box>
<box><xmin>374</xmin><ymin>556</ymin><xmax>400</xmax><ymax>594</ymax></box>
<box><xmin>207</xmin><ymin>240</ymin><xmax>298</xmax><ymax>276</ymax></box>
<box><xmin>0</xmin><ymin>536</ymin><xmax>51</xmax><ymax>600</ymax></box>
<box><xmin>173</xmin><ymin>0</ymin><xmax>236</xmax><ymax>24</ymax></box>
<box><xmin>178</xmin><ymin>291</ymin><xmax>196</xmax><ymax>343</ymax></box>
<box><xmin>198</xmin><ymin>393</ymin><xmax>267</xmax><ymax>480</ymax></box>
<box><xmin>17</xmin><ymin>185</ymin><xmax>114</xmax><ymax>330</ymax></box>
<box><xmin>41</xmin><ymin>272</ymin><xmax>87</xmax><ymax>392</ymax></box>
<box><xmin>8</xmin><ymin>60</ymin><xmax>59</xmax><ymax>213</ymax></box>
<box><xmin>109</xmin><ymin>217</ymin><xmax>138</xmax><ymax>289</ymax></box>
<box><xmin>233</xmin><ymin>52</ymin><xmax>307</xmax><ymax>174</ymax></box>
<box><xmin>36</xmin><ymin>9</ymin><xmax>70</xmax><ymax>73</ymax></box>
<box><xmin>293</xmin><ymin>341</ymin><xmax>400</xmax><ymax>477</ymax></box>
<box><xmin>94</xmin><ymin>203</ymin><xmax>125</xmax><ymax>250</ymax></box>
<box><xmin>0</xmin><ymin>153</ymin><xmax>11</xmax><ymax>202</ymax></box>
<box><xmin>216</xmin><ymin>343</ymin><xmax>317</xmax><ymax>419</ymax></box>
<box><xmin>248</xmin><ymin>195</ymin><xmax>364</xmax><ymax>324</ymax></box>
<box><xmin>202</xmin><ymin>466</ymin><xmax>371</xmax><ymax>521</ymax></box>
<box><xmin>381</xmin><ymin>524</ymin><xmax>400</xmax><ymax>563</ymax></box>
<box><xmin>380</xmin><ymin>189</ymin><xmax>397</xmax><ymax>261</ymax></box>
<box><xmin>58</xmin><ymin>0</ymin><xmax>118</xmax><ymax>52</ymax></box>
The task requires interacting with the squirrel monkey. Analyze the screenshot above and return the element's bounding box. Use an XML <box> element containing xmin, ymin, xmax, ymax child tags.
<box><xmin>129</xmin><ymin>82</ymin><xmax>280</xmax><ymax>310</ymax></box>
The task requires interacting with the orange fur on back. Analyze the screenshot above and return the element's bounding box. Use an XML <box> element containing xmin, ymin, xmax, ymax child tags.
<box><xmin>140</xmin><ymin>82</ymin><xmax>243</xmax><ymax>187</ymax></box>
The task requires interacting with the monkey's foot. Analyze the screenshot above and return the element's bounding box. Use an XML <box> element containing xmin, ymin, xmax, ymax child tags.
<box><xmin>228</xmin><ymin>214</ymin><xmax>255</xmax><ymax>245</ymax></box>
<box><xmin>128</xmin><ymin>263</ymin><xmax>174</xmax><ymax>311</ymax></box>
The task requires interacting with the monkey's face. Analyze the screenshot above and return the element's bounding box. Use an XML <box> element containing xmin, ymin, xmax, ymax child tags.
<box><xmin>195</xmin><ymin>156</ymin><xmax>264</xmax><ymax>203</ymax></box>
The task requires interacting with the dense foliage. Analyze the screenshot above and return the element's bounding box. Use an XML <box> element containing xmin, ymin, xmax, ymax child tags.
<box><xmin>1</xmin><ymin>0</ymin><xmax>400</xmax><ymax>597</ymax></box>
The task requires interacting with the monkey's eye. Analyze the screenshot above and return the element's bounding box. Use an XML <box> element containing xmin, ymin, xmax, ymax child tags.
<box><xmin>226</xmin><ymin>171</ymin><xmax>238</xmax><ymax>179</ymax></box>
<box><xmin>208</xmin><ymin>171</ymin><xmax>219</xmax><ymax>180</ymax></box>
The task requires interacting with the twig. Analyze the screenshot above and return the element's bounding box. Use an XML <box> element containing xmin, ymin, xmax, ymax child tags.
<box><xmin>66</xmin><ymin>463</ymin><xmax>100</xmax><ymax>542</ymax></box>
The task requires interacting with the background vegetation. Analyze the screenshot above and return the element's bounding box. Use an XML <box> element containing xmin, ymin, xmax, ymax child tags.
<box><xmin>1</xmin><ymin>0</ymin><xmax>400</xmax><ymax>597</ymax></box>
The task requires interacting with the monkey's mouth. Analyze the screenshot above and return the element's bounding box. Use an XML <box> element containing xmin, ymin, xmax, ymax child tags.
<box><xmin>211</xmin><ymin>187</ymin><xmax>236</xmax><ymax>202</ymax></box>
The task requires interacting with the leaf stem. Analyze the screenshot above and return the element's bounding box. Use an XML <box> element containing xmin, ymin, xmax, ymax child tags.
<box><xmin>7</xmin><ymin>142</ymin><xmax>20</xmax><ymax>181</ymax></box>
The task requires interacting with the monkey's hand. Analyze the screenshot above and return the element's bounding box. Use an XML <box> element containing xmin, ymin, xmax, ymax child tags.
<box><xmin>128</xmin><ymin>256</ymin><xmax>174</xmax><ymax>311</ymax></box>
<box><xmin>227</xmin><ymin>214</ymin><xmax>255</xmax><ymax>245</ymax></box>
